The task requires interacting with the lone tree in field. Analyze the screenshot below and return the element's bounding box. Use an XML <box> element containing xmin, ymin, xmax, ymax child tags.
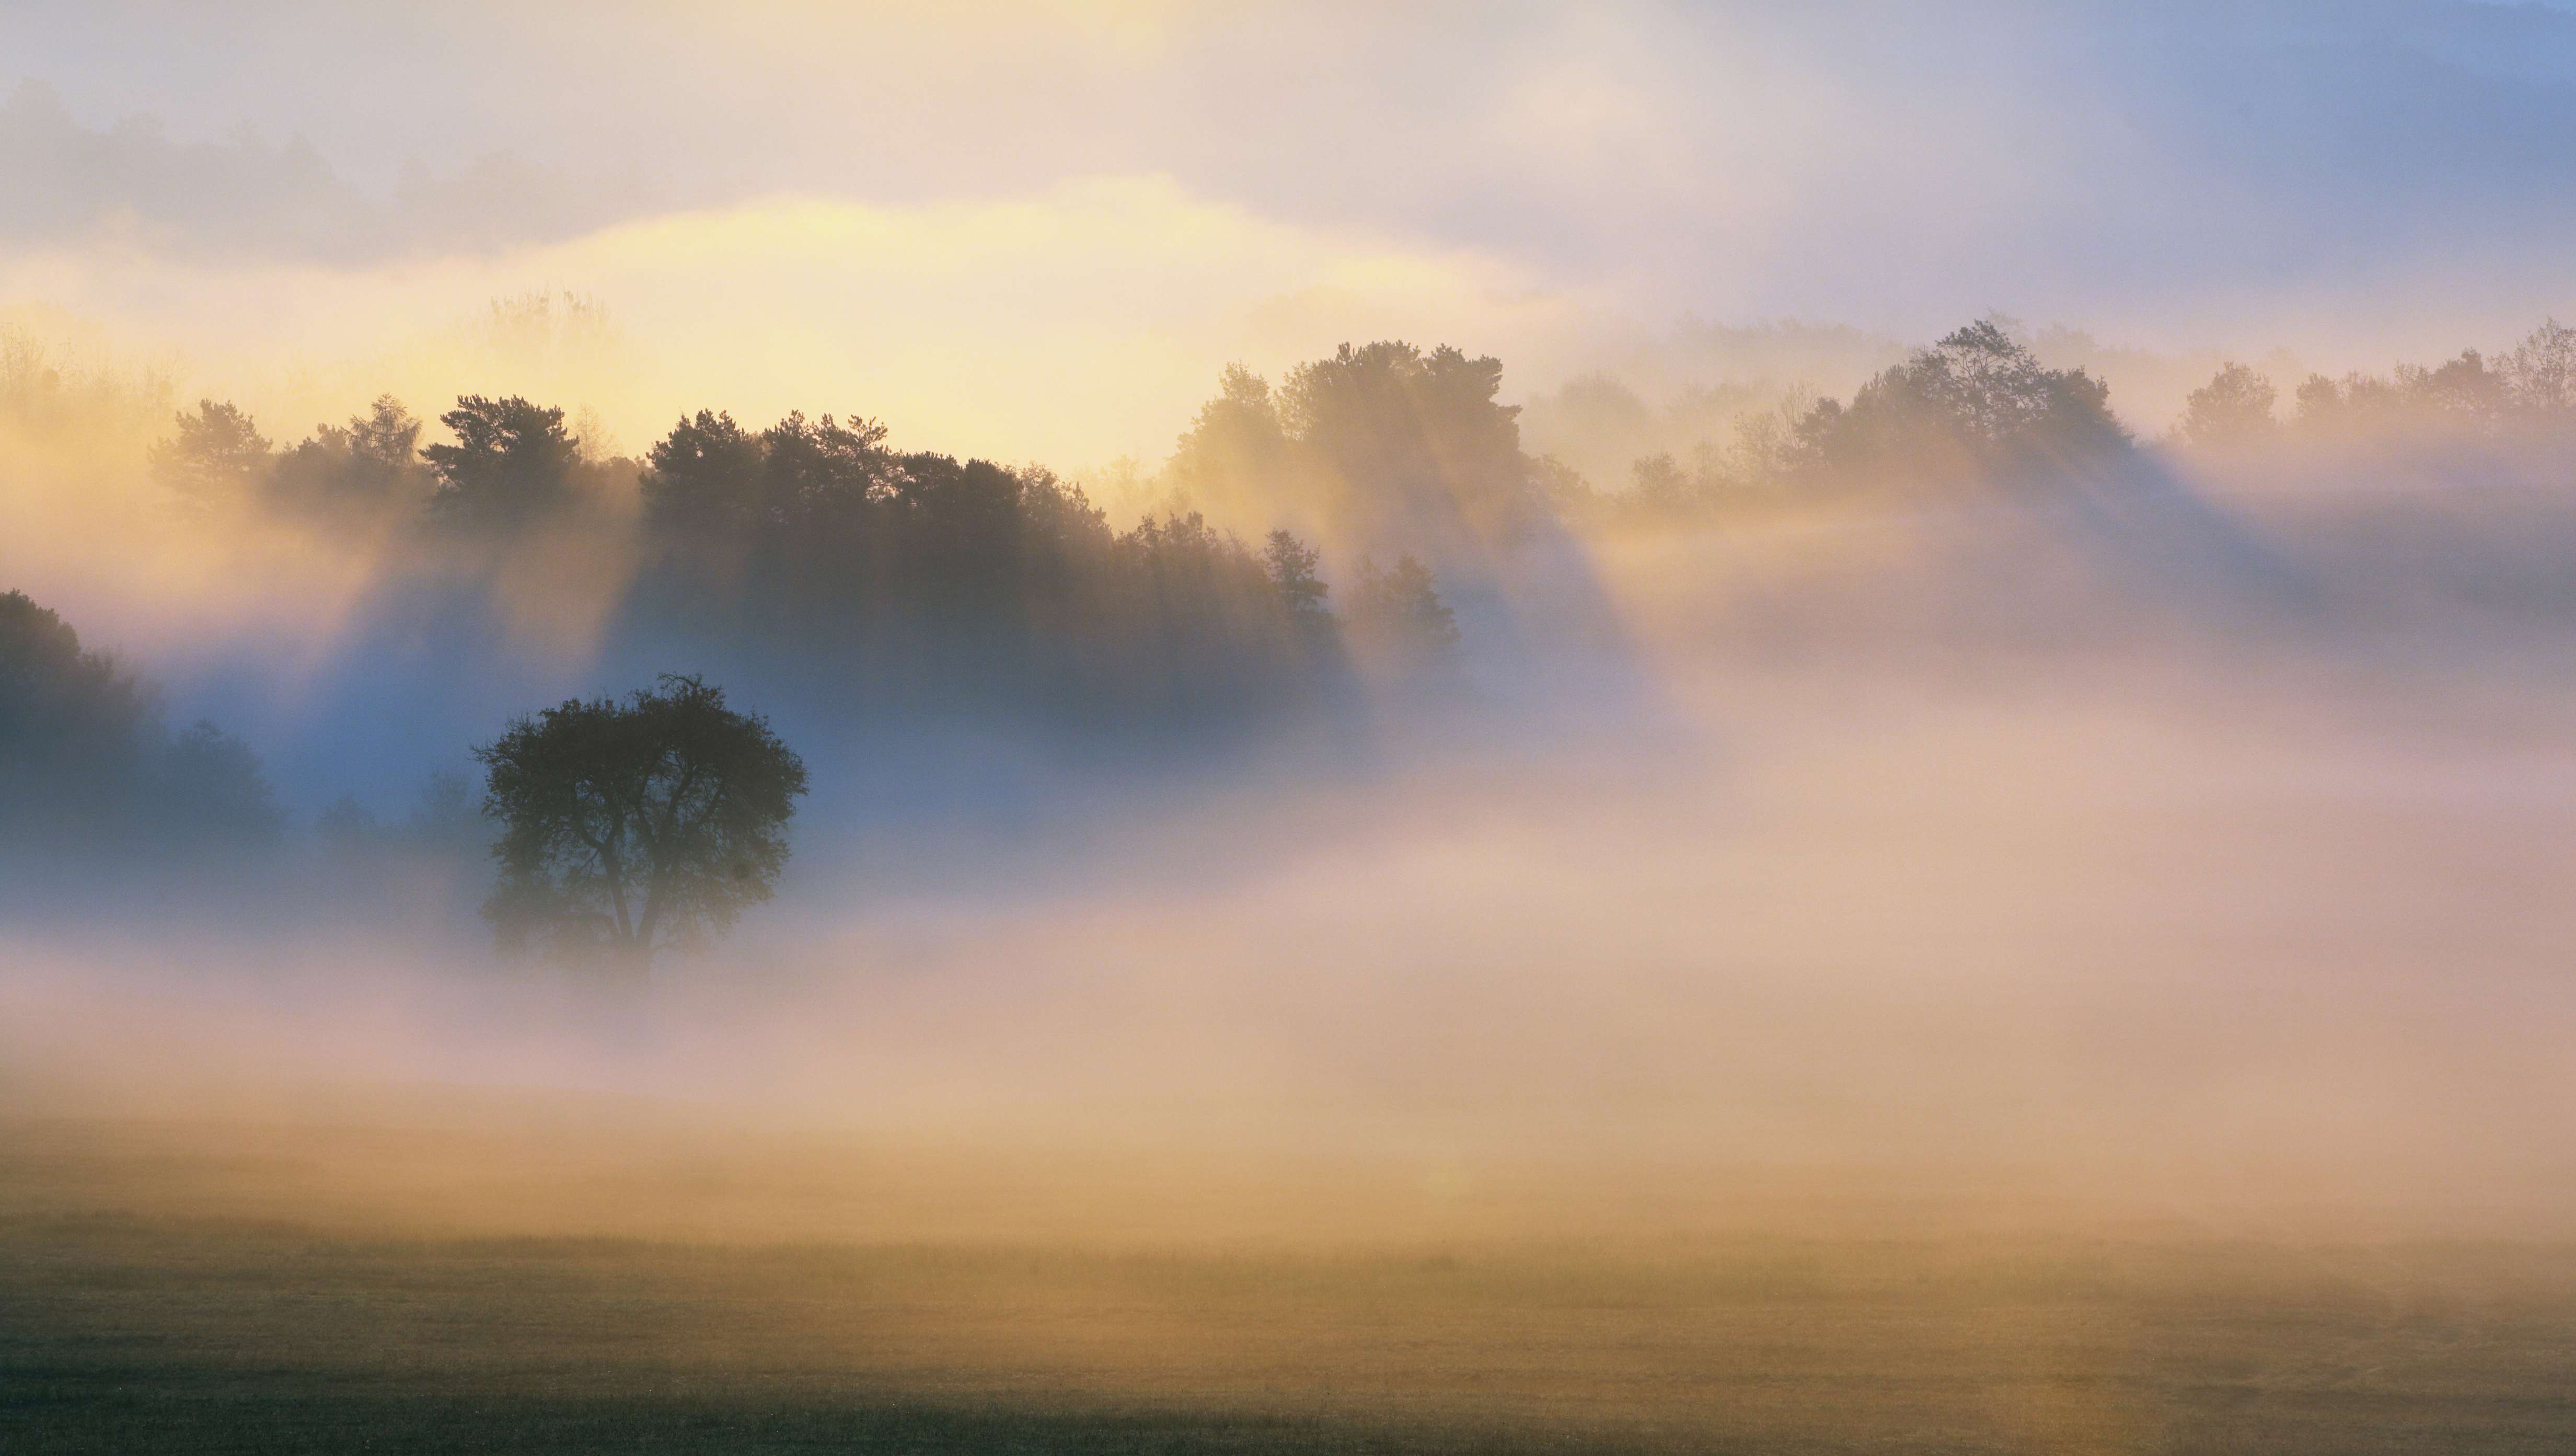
<box><xmin>475</xmin><ymin>674</ymin><xmax>807</xmax><ymax>972</ymax></box>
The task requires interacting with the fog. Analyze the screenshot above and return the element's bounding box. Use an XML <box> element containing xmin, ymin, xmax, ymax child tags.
<box><xmin>10</xmin><ymin>381</ymin><xmax>2576</xmax><ymax>1246</ymax></box>
<box><xmin>9</xmin><ymin>5</ymin><xmax>2576</xmax><ymax>1269</ymax></box>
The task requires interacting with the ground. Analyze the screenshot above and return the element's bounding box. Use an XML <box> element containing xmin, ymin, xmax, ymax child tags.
<box><xmin>5</xmin><ymin>1118</ymin><xmax>2574</xmax><ymax>1454</ymax></box>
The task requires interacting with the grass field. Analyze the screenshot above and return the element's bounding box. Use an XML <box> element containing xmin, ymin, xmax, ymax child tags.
<box><xmin>6</xmin><ymin>1116</ymin><xmax>2576</xmax><ymax>1454</ymax></box>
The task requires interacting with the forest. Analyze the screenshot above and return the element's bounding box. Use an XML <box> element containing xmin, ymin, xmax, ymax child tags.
<box><xmin>8</xmin><ymin>316</ymin><xmax>2575</xmax><ymax>903</ymax></box>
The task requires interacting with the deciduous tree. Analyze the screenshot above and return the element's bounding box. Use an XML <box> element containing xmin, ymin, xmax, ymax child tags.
<box><xmin>475</xmin><ymin>674</ymin><xmax>807</xmax><ymax>973</ymax></box>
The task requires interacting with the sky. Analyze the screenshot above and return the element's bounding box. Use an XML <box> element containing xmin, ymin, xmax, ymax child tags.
<box><xmin>7</xmin><ymin>0</ymin><xmax>2576</xmax><ymax>462</ymax></box>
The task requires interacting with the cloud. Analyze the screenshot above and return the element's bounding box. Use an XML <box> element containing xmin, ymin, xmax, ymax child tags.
<box><xmin>0</xmin><ymin>79</ymin><xmax>640</xmax><ymax>263</ymax></box>
<box><xmin>9</xmin><ymin>2</ymin><xmax>2576</xmax><ymax>386</ymax></box>
<box><xmin>0</xmin><ymin>173</ymin><xmax>1604</xmax><ymax>478</ymax></box>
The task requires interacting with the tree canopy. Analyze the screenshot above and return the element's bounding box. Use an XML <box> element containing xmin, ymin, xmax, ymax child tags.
<box><xmin>1160</xmin><ymin>341</ymin><xmax>1539</xmax><ymax>558</ymax></box>
<box><xmin>269</xmin><ymin>395</ymin><xmax>431</xmax><ymax>524</ymax></box>
<box><xmin>1</xmin><ymin>589</ymin><xmax>281</xmax><ymax>857</ymax></box>
<box><xmin>632</xmin><ymin>416</ymin><xmax>1361</xmax><ymax>725</ymax></box>
<box><xmin>2176</xmin><ymin>363</ymin><xmax>2279</xmax><ymax>450</ymax></box>
<box><xmin>424</xmin><ymin>394</ymin><xmax>583</xmax><ymax>530</ymax></box>
<box><xmin>475</xmin><ymin>673</ymin><xmax>808</xmax><ymax>972</ymax></box>
<box><xmin>149</xmin><ymin>399</ymin><xmax>272</xmax><ymax>513</ymax></box>
<box><xmin>1792</xmin><ymin>321</ymin><xmax>2127</xmax><ymax>479</ymax></box>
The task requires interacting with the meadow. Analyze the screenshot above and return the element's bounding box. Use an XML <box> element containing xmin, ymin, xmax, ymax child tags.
<box><xmin>7</xmin><ymin>1115</ymin><xmax>2573</xmax><ymax>1455</ymax></box>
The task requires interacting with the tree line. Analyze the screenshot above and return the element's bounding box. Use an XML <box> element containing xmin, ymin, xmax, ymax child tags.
<box><xmin>2171</xmin><ymin>320</ymin><xmax>2576</xmax><ymax>452</ymax></box>
<box><xmin>8</xmin><ymin>337</ymin><xmax>1526</xmax><ymax>896</ymax></box>
<box><xmin>0</xmin><ymin>588</ymin><xmax>281</xmax><ymax>861</ymax></box>
<box><xmin>147</xmin><ymin>380</ymin><xmax>1473</xmax><ymax>729</ymax></box>
<box><xmin>1</xmin><ymin>586</ymin><xmax>797</xmax><ymax>973</ymax></box>
<box><xmin>1533</xmin><ymin>318</ymin><xmax>2576</xmax><ymax>526</ymax></box>
<box><xmin>89</xmin><ymin>315</ymin><xmax>2576</xmax><ymax>743</ymax></box>
<box><xmin>23</xmin><ymin>317</ymin><xmax>2576</xmax><ymax>966</ymax></box>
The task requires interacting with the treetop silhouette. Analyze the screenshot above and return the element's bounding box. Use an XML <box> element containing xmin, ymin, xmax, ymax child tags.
<box><xmin>475</xmin><ymin>673</ymin><xmax>808</xmax><ymax>973</ymax></box>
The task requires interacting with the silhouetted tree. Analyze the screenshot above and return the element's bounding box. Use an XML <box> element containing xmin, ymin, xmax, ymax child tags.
<box><xmin>475</xmin><ymin>674</ymin><xmax>807</xmax><ymax>973</ymax></box>
<box><xmin>2295</xmin><ymin>371</ymin><xmax>2393</xmax><ymax>435</ymax></box>
<box><xmin>631</xmin><ymin>396</ymin><xmax>1349</xmax><ymax>726</ymax></box>
<box><xmin>2404</xmin><ymin>350</ymin><xmax>2510</xmax><ymax>431</ymax></box>
<box><xmin>759</xmin><ymin>411</ymin><xmax>892</xmax><ymax>529</ymax></box>
<box><xmin>3</xmin><ymin>589</ymin><xmax>282</xmax><ymax>855</ymax></box>
<box><xmin>1527</xmin><ymin>455</ymin><xmax>1599</xmax><ymax>519</ymax></box>
<box><xmin>2296</xmin><ymin>352</ymin><xmax>2512</xmax><ymax>441</ymax></box>
<box><xmin>1281</xmin><ymin>341</ymin><xmax>1538</xmax><ymax>553</ymax></box>
<box><xmin>269</xmin><ymin>395</ymin><xmax>430</xmax><ymax>525</ymax></box>
<box><xmin>642</xmin><ymin>408</ymin><xmax>767</xmax><ymax>537</ymax></box>
<box><xmin>150</xmin><ymin>399</ymin><xmax>271</xmax><ymax>514</ymax></box>
<box><xmin>424</xmin><ymin>394</ymin><xmax>582</xmax><ymax>530</ymax></box>
<box><xmin>1115</xmin><ymin>512</ymin><xmax>1274</xmax><ymax>637</ymax></box>
<box><xmin>1164</xmin><ymin>365</ymin><xmax>1297</xmax><ymax>528</ymax></box>
<box><xmin>2176</xmin><ymin>363</ymin><xmax>2278</xmax><ymax>450</ymax></box>
<box><xmin>2</xmin><ymin>589</ymin><xmax>151</xmax><ymax>829</ymax></box>
<box><xmin>883</xmin><ymin>452</ymin><xmax>1042</xmax><ymax>622</ymax></box>
<box><xmin>2505</xmin><ymin>319</ymin><xmax>2576</xmax><ymax>416</ymax></box>
<box><xmin>1796</xmin><ymin>321</ymin><xmax>2126</xmax><ymax>479</ymax></box>
<box><xmin>1264</xmin><ymin>529</ymin><xmax>1329</xmax><ymax>628</ymax></box>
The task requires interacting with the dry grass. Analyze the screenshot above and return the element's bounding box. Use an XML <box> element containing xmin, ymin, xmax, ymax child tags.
<box><xmin>5</xmin><ymin>1117</ymin><xmax>2575</xmax><ymax>1453</ymax></box>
